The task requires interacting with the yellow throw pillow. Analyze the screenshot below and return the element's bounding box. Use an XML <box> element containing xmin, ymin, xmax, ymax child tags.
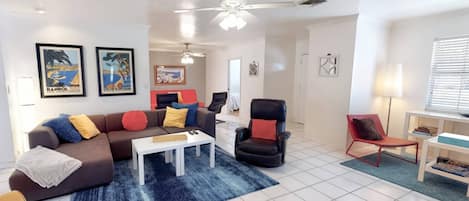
<box><xmin>163</xmin><ymin>107</ymin><xmax>188</xmax><ymax>128</ymax></box>
<box><xmin>69</xmin><ymin>114</ymin><xmax>100</xmax><ymax>139</ymax></box>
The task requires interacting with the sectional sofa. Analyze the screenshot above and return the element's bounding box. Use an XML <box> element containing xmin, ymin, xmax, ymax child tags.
<box><xmin>9</xmin><ymin>108</ymin><xmax>215</xmax><ymax>201</ymax></box>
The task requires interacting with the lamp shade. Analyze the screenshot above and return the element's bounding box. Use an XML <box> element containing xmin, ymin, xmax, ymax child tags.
<box><xmin>380</xmin><ymin>64</ymin><xmax>403</xmax><ymax>97</ymax></box>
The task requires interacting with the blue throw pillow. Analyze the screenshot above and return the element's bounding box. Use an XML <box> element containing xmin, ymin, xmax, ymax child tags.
<box><xmin>43</xmin><ymin>115</ymin><xmax>82</xmax><ymax>143</ymax></box>
<box><xmin>171</xmin><ymin>102</ymin><xmax>198</xmax><ymax>126</ymax></box>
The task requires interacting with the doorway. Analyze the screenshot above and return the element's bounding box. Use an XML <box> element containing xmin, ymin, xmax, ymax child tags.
<box><xmin>228</xmin><ymin>58</ymin><xmax>241</xmax><ymax>116</ymax></box>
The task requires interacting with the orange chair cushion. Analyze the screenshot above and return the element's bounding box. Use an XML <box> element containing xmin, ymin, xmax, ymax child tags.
<box><xmin>251</xmin><ymin>119</ymin><xmax>277</xmax><ymax>141</ymax></box>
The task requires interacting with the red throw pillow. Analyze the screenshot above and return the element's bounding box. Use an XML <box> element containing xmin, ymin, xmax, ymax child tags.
<box><xmin>251</xmin><ymin>119</ymin><xmax>277</xmax><ymax>141</ymax></box>
<box><xmin>122</xmin><ymin>111</ymin><xmax>148</xmax><ymax>131</ymax></box>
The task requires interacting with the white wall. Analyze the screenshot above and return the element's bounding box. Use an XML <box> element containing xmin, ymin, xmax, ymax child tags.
<box><xmin>305</xmin><ymin>16</ymin><xmax>358</xmax><ymax>149</ymax></box>
<box><xmin>386</xmin><ymin>8</ymin><xmax>469</xmax><ymax>138</ymax></box>
<box><xmin>349</xmin><ymin>15</ymin><xmax>389</xmax><ymax>116</ymax></box>
<box><xmin>0</xmin><ymin>47</ymin><xmax>15</xmax><ymax>169</ymax></box>
<box><xmin>0</xmin><ymin>15</ymin><xmax>150</xmax><ymax>155</ymax></box>
<box><xmin>206</xmin><ymin>38</ymin><xmax>266</xmax><ymax>122</ymax></box>
<box><xmin>264</xmin><ymin>35</ymin><xmax>296</xmax><ymax>121</ymax></box>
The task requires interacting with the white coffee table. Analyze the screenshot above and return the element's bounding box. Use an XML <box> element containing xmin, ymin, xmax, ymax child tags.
<box><xmin>177</xmin><ymin>130</ymin><xmax>216</xmax><ymax>176</ymax></box>
<box><xmin>131</xmin><ymin>130</ymin><xmax>215</xmax><ymax>185</ymax></box>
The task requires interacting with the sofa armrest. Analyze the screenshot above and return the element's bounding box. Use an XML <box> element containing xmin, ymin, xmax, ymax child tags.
<box><xmin>29</xmin><ymin>125</ymin><xmax>60</xmax><ymax>149</ymax></box>
<box><xmin>197</xmin><ymin>108</ymin><xmax>216</xmax><ymax>137</ymax></box>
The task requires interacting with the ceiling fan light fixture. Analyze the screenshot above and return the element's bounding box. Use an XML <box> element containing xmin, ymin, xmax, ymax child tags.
<box><xmin>219</xmin><ymin>12</ymin><xmax>246</xmax><ymax>31</ymax></box>
<box><xmin>181</xmin><ymin>54</ymin><xmax>194</xmax><ymax>64</ymax></box>
<box><xmin>236</xmin><ymin>17</ymin><xmax>246</xmax><ymax>30</ymax></box>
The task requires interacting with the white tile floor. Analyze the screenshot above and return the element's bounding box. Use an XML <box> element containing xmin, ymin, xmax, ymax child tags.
<box><xmin>0</xmin><ymin>116</ymin><xmax>441</xmax><ymax>201</ymax></box>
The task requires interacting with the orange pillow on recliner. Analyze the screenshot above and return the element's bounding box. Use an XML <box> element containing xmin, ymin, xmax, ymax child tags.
<box><xmin>251</xmin><ymin>119</ymin><xmax>277</xmax><ymax>141</ymax></box>
<box><xmin>122</xmin><ymin>111</ymin><xmax>148</xmax><ymax>131</ymax></box>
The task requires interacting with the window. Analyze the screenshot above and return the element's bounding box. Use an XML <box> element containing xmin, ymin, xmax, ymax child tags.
<box><xmin>426</xmin><ymin>36</ymin><xmax>469</xmax><ymax>113</ymax></box>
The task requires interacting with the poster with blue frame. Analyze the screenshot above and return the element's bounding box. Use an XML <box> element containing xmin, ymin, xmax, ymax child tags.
<box><xmin>36</xmin><ymin>43</ymin><xmax>86</xmax><ymax>98</ymax></box>
<box><xmin>96</xmin><ymin>47</ymin><xmax>136</xmax><ymax>96</ymax></box>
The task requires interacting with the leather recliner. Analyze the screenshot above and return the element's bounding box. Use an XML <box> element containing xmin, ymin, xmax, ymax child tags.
<box><xmin>235</xmin><ymin>99</ymin><xmax>291</xmax><ymax>167</ymax></box>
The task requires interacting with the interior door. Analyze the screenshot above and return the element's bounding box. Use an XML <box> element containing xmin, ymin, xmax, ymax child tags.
<box><xmin>228</xmin><ymin>59</ymin><xmax>241</xmax><ymax>112</ymax></box>
<box><xmin>294</xmin><ymin>54</ymin><xmax>308</xmax><ymax>123</ymax></box>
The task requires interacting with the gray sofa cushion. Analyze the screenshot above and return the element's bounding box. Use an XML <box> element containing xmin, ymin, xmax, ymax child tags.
<box><xmin>107</xmin><ymin>127</ymin><xmax>168</xmax><ymax>160</ymax></box>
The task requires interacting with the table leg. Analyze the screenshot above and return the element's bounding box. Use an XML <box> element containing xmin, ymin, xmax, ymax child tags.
<box><xmin>196</xmin><ymin>145</ymin><xmax>201</xmax><ymax>157</ymax></box>
<box><xmin>467</xmin><ymin>185</ymin><xmax>469</xmax><ymax>197</ymax></box>
<box><xmin>165</xmin><ymin>151</ymin><xmax>170</xmax><ymax>164</ymax></box>
<box><xmin>132</xmin><ymin>144</ymin><xmax>137</xmax><ymax>170</ymax></box>
<box><xmin>175</xmin><ymin>148</ymin><xmax>184</xmax><ymax>176</ymax></box>
<box><xmin>138</xmin><ymin>154</ymin><xmax>145</xmax><ymax>185</ymax></box>
<box><xmin>179</xmin><ymin>148</ymin><xmax>185</xmax><ymax>176</ymax></box>
<box><xmin>210</xmin><ymin>142</ymin><xmax>215</xmax><ymax>168</ymax></box>
<box><xmin>417</xmin><ymin>141</ymin><xmax>428</xmax><ymax>182</ymax></box>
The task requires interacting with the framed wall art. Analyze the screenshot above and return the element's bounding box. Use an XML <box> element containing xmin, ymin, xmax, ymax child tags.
<box><xmin>249</xmin><ymin>60</ymin><xmax>259</xmax><ymax>76</ymax></box>
<box><xmin>36</xmin><ymin>43</ymin><xmax>86</xmax><ymax>98</ymax></box>
<box><xmin>154</xmin><ymin>65</ymin><xmax>186</xmax><ymax>85</ymax></box>
<box><xmin>319</xmin><ymin>54</ymin><xmax>339</xmax><ymax>77</ymax></box>
<box><xmin>96</xmin><ymin>47</ymin><xmax>136</xmax><ymax>96</ymax></box>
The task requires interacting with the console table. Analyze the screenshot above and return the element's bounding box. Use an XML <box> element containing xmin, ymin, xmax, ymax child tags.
<box><xmin>418</xmin><ymin>136</ymin><xmax>469</xmax><ymax>197</ymax></box>
<box><xmin>403</xmin><ymin>110</ymin><xmax>469</xmax><ymax>140</ymax></box>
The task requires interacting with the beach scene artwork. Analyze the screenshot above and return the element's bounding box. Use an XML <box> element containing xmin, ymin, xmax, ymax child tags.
<box><xmin>155</xmin><ymin>65</ymin><xmax>186</xmax><ymax>85</ymax></box>
<box><xmin>97</xmin><ymin>48</ymin><xmax>135</xmax><ymax>96</ymax></box>
<box><xmin>37</xmin><ymin>44</ymin><xmax>85</xmax><ymax>97</ymax></box>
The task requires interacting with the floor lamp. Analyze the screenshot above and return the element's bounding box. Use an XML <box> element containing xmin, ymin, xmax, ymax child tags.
<box><xmin>381</xmin><ymin>64</ymin><xmax>403</xmax><ymax>135</ymax></box>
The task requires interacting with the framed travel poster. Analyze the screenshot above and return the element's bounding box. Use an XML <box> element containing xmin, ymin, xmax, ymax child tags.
<box><xmin>154</xmin><ymin>65</ymin><xmax>186</xmax><ymax>85</ymax></box>
<box><xmin>96</xmin><ymin>47</ymin><xmax>136</xmax><ymax>96</ymax></box>
<box><xmin>36</xmin><ymin>43</ymin><xmax>86</xmax><ymax>98</ymax></box>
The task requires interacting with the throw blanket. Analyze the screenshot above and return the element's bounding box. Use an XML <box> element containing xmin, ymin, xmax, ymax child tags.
<box><xmin>16</xmin><ymin>146</ymin><xmax>82</xmax><ymax>188</ymax></box>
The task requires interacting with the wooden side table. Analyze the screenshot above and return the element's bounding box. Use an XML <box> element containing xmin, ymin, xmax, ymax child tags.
<box><xmin>418</xmin><ymin>136</ymin><xmax>469</xmax><ymax>197</ymax></box>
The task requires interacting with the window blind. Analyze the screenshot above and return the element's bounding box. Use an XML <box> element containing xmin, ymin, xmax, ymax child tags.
<box><xmin>426</xmin><ymin>36</ymin><xmax>469</xmax><ymax>113</ymax></box>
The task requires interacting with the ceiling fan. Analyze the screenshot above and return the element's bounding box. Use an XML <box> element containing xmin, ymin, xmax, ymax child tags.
<box><xmin>174</xmin><ymin>0</ymin><xmax>327</xmax><ymax>30</ymax></box>
<box><xmin>180</xmin><ymin>43</ymin><xmax>206</xmax><ymax>65</ymax></box>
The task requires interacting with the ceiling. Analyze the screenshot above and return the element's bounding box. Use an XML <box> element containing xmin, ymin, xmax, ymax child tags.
<box><xmin>1</xmin><ymin>0</ymin><xmax>469</xmax><ymax>52</ymax></box>
<box><xmin>148</xmin><ymin>0</ymin><xmax>469</xmax><ymax>52</ymax></box>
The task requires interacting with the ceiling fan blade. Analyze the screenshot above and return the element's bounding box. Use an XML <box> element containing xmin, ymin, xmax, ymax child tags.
<box><xmin>189</xmin><ymin>52</ymin><xmax>206</xmax><ymax>58</ymax></box>
<box><xmin>239</xmin><ymin>10</ymin><xmax>257</xmax><ymax>22</ymax></box>
<box><xmin>242</xmin><ymin>2</ymin><xmax>296</xmax><ymax>10</ymax></box>
<box><xmin>210</xmin><ymin>11</ymin><xmax>229</xmax><ymax>24</ymax></box>
<box><xmin>174</xmin><ymin>7</ymin><xmax>224</xmax><ymax>14</ymax></box>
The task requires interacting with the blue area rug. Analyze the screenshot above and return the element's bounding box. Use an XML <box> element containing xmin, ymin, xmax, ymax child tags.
<box><xmin>72</xmin><ymin>145</ymin><xmax>278</xmax><ymax>201</ymax></box>
<box><xmin>341</xmin><ymin>152</ymin><xmax>468</xmax><ymax>201</ymax></box>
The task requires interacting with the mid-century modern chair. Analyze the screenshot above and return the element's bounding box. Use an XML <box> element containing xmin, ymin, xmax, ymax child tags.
<box><xmin>235</xmin><ymin>99</ymin><xmax>290</xmax><ymax>167</ymax></box>
<box><xmin>156</xmin><ymin>94</ymin><xmax>179</xmax><ymax>109</ymax></box>
<box><xmin>346</xmin><ymin>114</ymin><xmax>418</xmax><ymax>167</ymax></box>
<box><xmin>207</xmin><ymin>92</ymin><xmax>228</xmax><ymax>123</ymax></box>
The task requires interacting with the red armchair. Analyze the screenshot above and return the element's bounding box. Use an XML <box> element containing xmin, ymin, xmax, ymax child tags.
<box><xmin>346</xmin><ymin>114</ymin><xmax>418</xmax><ymax>167</ymax></box>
